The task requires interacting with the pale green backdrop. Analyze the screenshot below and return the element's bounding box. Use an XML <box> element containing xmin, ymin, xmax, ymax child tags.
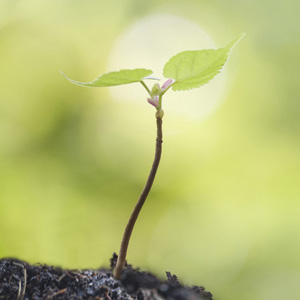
<box><xmin>0</xmin><ymin>1</ymin><xmax>299</xmax><ymax>300</ymax></box>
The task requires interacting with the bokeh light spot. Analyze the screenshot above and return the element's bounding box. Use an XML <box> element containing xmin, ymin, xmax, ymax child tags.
<box><xmin>107</xmin><ymin>14</ymin><xmax>227</xmax><ymax>121</ymax></box>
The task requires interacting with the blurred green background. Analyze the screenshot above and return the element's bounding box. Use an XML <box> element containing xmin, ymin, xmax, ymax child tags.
<box><xmin>0</xmin><ymin>1</ymin><xmax>299</xmax><ymax>300</ymax></box>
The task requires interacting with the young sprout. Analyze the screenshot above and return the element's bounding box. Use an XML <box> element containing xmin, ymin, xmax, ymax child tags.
<box><xmin>61</xmin><ymin>33</ymin><xmax>244</xmax><ymax>280</ymax></box>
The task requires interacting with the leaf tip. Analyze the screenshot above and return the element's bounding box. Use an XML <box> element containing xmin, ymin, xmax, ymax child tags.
<box><xmin>60</xmin><ymin>69</ymin><xmax>66</xmax><ymax>78</ymax></box>
<box><xmin>227</xmin><ymin>32</ymin><xmax>246</xmax><ymax>50</ymax></box>
<box><xmin>60</xmin><ymin>70</ymin><xmax>72</xmax><ymax>82</ymax></box>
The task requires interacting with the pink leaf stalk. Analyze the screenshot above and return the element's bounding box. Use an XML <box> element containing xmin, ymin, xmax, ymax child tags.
<box><xmin>147</xmin><ymin>95</ymin><xmax>159</xmax><ymax>108</ymax></box>
<box><xmin>161</xmin><ymin>79</ymin><xmax>174</xmax><ymax>90</ymax></box>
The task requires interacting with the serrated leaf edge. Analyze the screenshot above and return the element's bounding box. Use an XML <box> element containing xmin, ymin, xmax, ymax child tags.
<box><xmin>163</xmin><ymin>33</ymin><xmax>245</xmax><ymax>91</ymax></box>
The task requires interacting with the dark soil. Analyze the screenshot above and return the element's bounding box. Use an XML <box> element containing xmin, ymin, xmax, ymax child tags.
<box><xmin>0</xmin><ymin>254</ymin><xmax>213</xmax><ymax>300</ymax></box>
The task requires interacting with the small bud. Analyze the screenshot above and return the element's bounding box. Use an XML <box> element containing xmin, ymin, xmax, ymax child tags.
<box><xmin>147</xmin><ymin>95</ymin><xmax>159</xmax><ymax>108</ymax></box>
<box><xmin>161</xmin><ymin>79</ymin><xmax>174</xmax><ymax>91</ymax></box>
<box><xmin>150</xmin><ymin>83</ymin><xmax>161</xmax><ymax>97</ymax></box>
<box><xmin>156</xmin><ymin>109</ymin><xmax>164</xmax><ymax>119</ymax></box>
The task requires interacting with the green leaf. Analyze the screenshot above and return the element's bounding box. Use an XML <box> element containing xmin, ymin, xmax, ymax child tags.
<box><xmin>61</xmin><ymin>68</ymin><xmax>154</xmax><ymax>87</ymax></box>
<box><xmin>163</xmin><ymin>33</ymin><xmax>245</xmax><ymax>91</ymax></box>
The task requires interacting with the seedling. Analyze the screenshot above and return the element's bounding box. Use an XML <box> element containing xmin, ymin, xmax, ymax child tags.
<box><xmin>62</xmin><ymin>33</ymin><xmax>244</xmax><ymax>280</ymax></box>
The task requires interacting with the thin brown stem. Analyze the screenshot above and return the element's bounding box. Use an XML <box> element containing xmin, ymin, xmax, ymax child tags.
<box><xmin>114</xmin><ymin>116</ymin><xmax>163</xmax><ymax>279</ymax></box>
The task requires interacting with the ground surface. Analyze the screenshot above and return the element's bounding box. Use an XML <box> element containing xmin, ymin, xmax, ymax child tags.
<box><xmin>0</xmin><ymin>254</ymin><xmax>213</xmax><ymax>300</ymax></box>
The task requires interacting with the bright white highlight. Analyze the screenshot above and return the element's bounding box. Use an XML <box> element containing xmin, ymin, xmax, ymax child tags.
<box><xmin>107</xmin><ymin>14</ymin><xmax>227</xmax><ymax>121</ymax></box>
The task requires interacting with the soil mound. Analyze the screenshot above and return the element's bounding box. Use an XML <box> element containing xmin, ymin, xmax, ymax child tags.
<box><xmin>0</xmin><ymin>255</ymin><xmax>213</xmax><ymax>300</ymax></box>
